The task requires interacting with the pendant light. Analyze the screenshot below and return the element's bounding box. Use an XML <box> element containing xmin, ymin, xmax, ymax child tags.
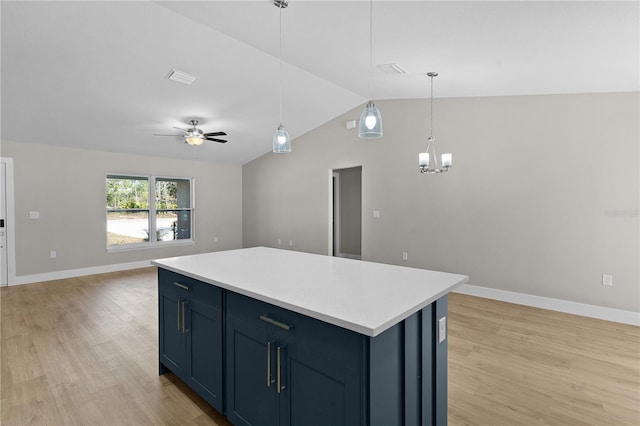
<box><xmin>272</xmin><ymin>0</ymin><xmax>291</xmax><ymax>153</ymax></box>
<box><xmin>419</xmin><ymin>72</ymin><xmax>452</xmax><ymax>174</ymax></box>
<box><xmin>358</xmin><ymin>0</ymin><xmax>383</xmax><ymax>139</ymax></box>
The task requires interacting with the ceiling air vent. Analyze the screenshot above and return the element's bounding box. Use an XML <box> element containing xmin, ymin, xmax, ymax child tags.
<box><xmin>166</xmin><ymin>69</ymin><xmax>197</xmax><ymax>85</ymax></box>
<box><xmin>377</xmin><ymin>63</ymin><xmax>407</xmax><ymax>75</ymax></box>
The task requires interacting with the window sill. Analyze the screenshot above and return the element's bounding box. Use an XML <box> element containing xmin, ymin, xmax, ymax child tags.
<box><xmin>107</xmin><ymin>239</ymin><xmax>195</xmax><ymax>253</ymax></box>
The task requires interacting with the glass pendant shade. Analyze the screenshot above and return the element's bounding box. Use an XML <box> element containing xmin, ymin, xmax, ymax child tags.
<box><xmin>358</xmin><ymin>101</ymin><xmax>383</xmax><ymax>139</ymax></box>
<box><xmin>272</xmin><ymin>123</ymin><xmax>291</xmax><ymax>153</ymax></box>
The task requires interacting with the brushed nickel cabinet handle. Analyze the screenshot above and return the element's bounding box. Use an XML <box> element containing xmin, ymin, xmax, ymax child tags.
<box><xmin>182</xmin><ymin>300</ymin><xmax>189</xmax><ymax>334</ymax></box>
<box><xmin>177</xmin><ymin>299</ymin><xmax>182</xmax><ymax>331</ymax></box>
<box><xmin>181</xmin><ymin>301</ymin><xmax>189</xmax><ymax>334</ymax></box>
<box><xmin>277</xmin><ymin>346</ymin><xmax>282</xmax><ymax>394</ymax></box>
<box><xmin>260</xmin><ymin>314</ymin><xmax>294</xmax><ymax>331</ymax></box>
<box><xmin>267</xmin><ymin>341</ymin><xmax>272</xmax><ymax>387</ymax></box>
<box><xmin>173</xmin><ymin>282</ymin><xmax>190</xmax><ymax>291</ymax></box>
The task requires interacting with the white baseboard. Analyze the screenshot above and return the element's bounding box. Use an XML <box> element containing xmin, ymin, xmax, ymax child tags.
<box><xmin>336</xmin><ymin>252</ymin><xmax>362</xmax><ymax>260</ymax></box>
<box><xmin>455</xmin><ymin>284</ymin><xmax>640</xmax><ymax>327</ymax></box>
<box><xmin>10</xmin><ymin>261</ymin><xmax>154</xmax><ymax>286</ymax></box>
<box><xmin>10</xmin><ymin>267</ymin><xmax>640</xmax><ymax>327</ymax></box>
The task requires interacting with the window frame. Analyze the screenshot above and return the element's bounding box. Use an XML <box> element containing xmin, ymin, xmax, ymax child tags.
<box><xmin>106</xmin><ymin>173</ymin><xmax>195</xmax><ymax>252</ymax></box>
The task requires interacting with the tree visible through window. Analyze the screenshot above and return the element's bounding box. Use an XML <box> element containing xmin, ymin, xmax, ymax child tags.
<box><xmin>106</xmin><ymin>174</ymin><xmax>193</xmax><ymax>247</ymax></box>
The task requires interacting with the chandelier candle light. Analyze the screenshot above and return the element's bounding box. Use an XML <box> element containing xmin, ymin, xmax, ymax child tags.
<box><xmin>272</xmin><ymin>0</ymin><xmax>291</xmax><ymax>153</ymax></box>
<box><xmin>419</xmin><ymin>72</ymin><xmax>452</xmax><ymax>174</ymax></box>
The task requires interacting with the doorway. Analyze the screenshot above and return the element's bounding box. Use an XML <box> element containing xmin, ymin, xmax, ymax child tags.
<box><xmin>331</xmin><ymin>166</ymin><xmax>362</xmax><ymax>259</ymax></box>
<box><xmin>0</xmin><ymin>162</ymin><xmax>6</xmax><ymax>285</ymax></box>
<box><xmin>0</xmin><ymin>158</ymin><xmax>14</xmax><ymax>286</ymax></box>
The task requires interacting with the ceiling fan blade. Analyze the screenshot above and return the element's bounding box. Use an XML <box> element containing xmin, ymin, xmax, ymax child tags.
<box><xmin>173</xmin><ymin>127</ymin><xmax>189</xmax><ymax>133</ymax></box>
<box><xmin>205</xmin><ymin>137</ymin><xmax>228</xmax><ymax>143</ymax></box>
<box><xmin>203</xmin><ymin>131</ymin><xmax>227</xmax><ymax>137</ymax></box>
<box><xmin>154</xmin><ymin>134</ymin><xmax>183</xmax><ymax>137</ymax></box>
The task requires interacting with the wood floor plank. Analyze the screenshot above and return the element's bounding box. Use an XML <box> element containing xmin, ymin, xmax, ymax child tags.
<box><xmin>448</xmin><ymin>292</ymin><xmax>640</xmax><ymax>426</ymax></box>
<box><xmin>1</xmin><ymin>269</ymin><xmax>638</xmax><ymax>425</ymax></box>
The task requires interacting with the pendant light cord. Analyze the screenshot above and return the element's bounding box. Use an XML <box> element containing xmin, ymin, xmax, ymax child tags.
<box><xmin>279</xmin><ymin>4</ymin><xmax>283</xmax><ymax>124</ymax></box>
<box><xmin>369</xmin><ymin>0</ymin><xmax>373</xmax><ymax>99</ymax></box>
<box><xmin>429</xmin><ymin>75</ymin><xmax>434</xmax><ymax>139</ymax></box>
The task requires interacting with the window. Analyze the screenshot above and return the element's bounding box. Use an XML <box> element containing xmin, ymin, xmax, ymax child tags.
<box><xmin>106</xmin><ymin>174</ymin><xmax>194</xmax><ymax>249</ymax></box>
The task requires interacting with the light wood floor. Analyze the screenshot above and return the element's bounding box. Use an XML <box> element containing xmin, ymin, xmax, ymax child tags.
<box><xmin>1</xmin><ymin>268</ymin><xmax>638</xmax><ymax>425</ymax></box>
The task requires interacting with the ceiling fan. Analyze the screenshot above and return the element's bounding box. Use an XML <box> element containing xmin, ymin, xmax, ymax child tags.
<box><xmin>155</xmin><ymin>119</ymin><xmax>227</xmax><ymax>146</ymax></box>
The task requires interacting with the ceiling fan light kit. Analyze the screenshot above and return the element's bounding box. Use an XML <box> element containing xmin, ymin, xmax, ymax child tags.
<box><xmin>155</xmin><ymin>119</ymin><xmax>227</xmax><ymax>145</ymax></box>
<box><xmin>186</xmin><ymin>135</ymin><xmax>204</xmax><ymax>146</ymax></box>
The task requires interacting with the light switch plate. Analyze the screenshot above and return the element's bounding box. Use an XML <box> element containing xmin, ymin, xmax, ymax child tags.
<box><xmin>438</xmin><ymin>316</ymin><xmax>446</xmax><ymax>343</ymax></box>
<box><xmin>29</xmin><ymin>211</ymin><xmax>40</xmax><ymax>219</ymax></box>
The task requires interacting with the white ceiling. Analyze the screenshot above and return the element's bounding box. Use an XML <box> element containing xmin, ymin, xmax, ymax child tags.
<box><xmin>1</xmin><ymin>1</ymin><xmax>638</xmax><ymax>165</ymax></box>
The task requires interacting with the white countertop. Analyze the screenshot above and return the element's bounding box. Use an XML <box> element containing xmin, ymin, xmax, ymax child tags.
<box><xmin>152</xmin><ymin>247</ymin><xmax>468</xmax><ymax>337</ymax></box>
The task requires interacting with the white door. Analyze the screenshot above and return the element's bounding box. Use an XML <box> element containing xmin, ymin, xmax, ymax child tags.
<box><xmin>0</xmin><ymin>162</ymin><xmax>7</xmax><ymax>286</ymax></box>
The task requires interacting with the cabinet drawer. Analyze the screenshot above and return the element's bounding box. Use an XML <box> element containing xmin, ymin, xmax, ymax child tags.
<box><xmin>226</xmin><ymin>291</ymin><xmax>362</xmax><ymax>366</ymax></box>
<box><xmin>226</xmin><ymin>291</ymin><xmax>298</xmax><ymax>332</ymax></box>
<box><xmin>159</xmin><ymin>269</ymin><xmax>222</xmax><ymax>308</ymax></box>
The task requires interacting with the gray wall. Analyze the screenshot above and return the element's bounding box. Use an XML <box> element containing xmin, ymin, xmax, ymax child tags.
<box><xmin>243</xmin><ymin>93</ymin><xmax>639</xmax><ymax>312</ymax></box>
<box><xmin>2</xmin><ymin>141</ymin><xmax>243</xmax><ymax>276</ymax></box>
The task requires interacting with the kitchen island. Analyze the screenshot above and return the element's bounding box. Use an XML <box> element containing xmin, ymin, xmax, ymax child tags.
<box><xmin>153</xmin><ymin>247</ymin><xmax>468</xmax><ymax>426</ymax></box>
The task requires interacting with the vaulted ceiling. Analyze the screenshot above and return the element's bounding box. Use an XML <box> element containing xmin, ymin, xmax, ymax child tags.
<box><xmin>2</xmin><ymin>1</ymin><xmax>638</xmax><ymax>164</ymax></box>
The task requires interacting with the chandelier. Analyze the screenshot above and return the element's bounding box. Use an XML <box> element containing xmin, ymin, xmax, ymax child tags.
<box><xmin>419</xmin><ymin>72</ymin><xmax>452</xmax><ymax>174</ymax></box>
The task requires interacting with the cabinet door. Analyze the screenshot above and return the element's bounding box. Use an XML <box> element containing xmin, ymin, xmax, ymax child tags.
<box><xmin>226</xmin><ymin>291</ymin><xmax>364</xmax><ymax>426</ymax></box>
<box><xmin>226</xmin><ymin>313</ymin><xmax>279</xmax><ymax>426</ymax></box>
<box><xmin>186</xmin><ymin>298</ymin><xmax>224</xmax><ymax>412</ymax></box>
<box><xmin>281</xmin><ymin>318</ymin><xmax>363</xmax><ymax>426</ymax></box>
<box><xmin>158</xmin><ymin>285</ymin><xmax>186</xmax><ymax>378</ymax></box>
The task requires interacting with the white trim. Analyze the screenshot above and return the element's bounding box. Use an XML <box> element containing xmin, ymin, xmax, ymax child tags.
<box><xmin>455</xmin><ymin>284</ymin><xmax>640</xmax><ymax>327</ymax></box>
<box><xmin>107</xmin><ymin>239</ymin><xmax>195</xmax><ymax>252</ymax></box>
<box><xmin>332</xmin><ymin>171</ymin><xmax>340</xmax><ymax>257</ymax></box>
<box><xmin>327</xmin><ymin>169</ymin><xmax>334</xmax><ymax>256</ymax></box>
<box><xmin>11</xmin><ymin>260</ymin><xmax>153</xmax><ymax>286</ymax></box>
<box><xmin>0</xmin><ymin>157</ymin><xmax>16</xmax><ymax>286</ymax></box>
<box><xmin>336</xmin><ymin>252</ymin><xmax>362</xmax><ymax>260</ymax></box>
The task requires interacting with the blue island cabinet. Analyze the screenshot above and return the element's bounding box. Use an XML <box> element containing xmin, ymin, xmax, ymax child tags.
<box><xmin>158</xmin><ymin>268</ymin><xmax>450</xmax><ymax>426</ymax></box>
<box><xmin>158</xmin><ymin>269</ymin><xmax>224</xmax><ymax>413</ymax></box>
<box><xmin>225</xmin><ymin>291</ymin><xmax>449</xmax><ymax>426</ymax></box>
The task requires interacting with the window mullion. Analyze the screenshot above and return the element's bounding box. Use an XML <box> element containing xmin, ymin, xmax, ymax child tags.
<box><xmin>149</xmin><ymin>176</ymin><xmax>157</xmax><ymax>243</ymax></box>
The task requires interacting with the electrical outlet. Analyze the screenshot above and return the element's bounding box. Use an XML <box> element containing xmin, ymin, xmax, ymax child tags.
<box><xmin>602</xmin><ymin>274</ymin><xmax>613</xmax><ymax>286</ymax></box>
<box><xmin>50</xmin><ymin>251</ymin><xmax>57</xmax><ymax>259</ymax></box>
<box><xmin>402</xmin><ymin>252</ymin><xmax>408</xmax><ymax>261</ymax></box>
<box><xmin>277</xmin><ymin>239</ymin><xmax>282</xmax><ymax>245</ymax></box>
<box><xmin>438</xmin><ymin>316</ymin><xmax>447</xmax><ymax>343</ymax></box>
<box><xmin>214</xmin><ymin>236</ymin><xmax>219</xmax><ymax>243</ymax></box>
<box><xmin>289</xmin><ymin>240</ymin><xmax>293</xmax><ymax>247</ymax></box>
<box><xmin>29</xmin><ymin>211</ymin><xmax>40</xmax><ymax>219</ymax></box>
